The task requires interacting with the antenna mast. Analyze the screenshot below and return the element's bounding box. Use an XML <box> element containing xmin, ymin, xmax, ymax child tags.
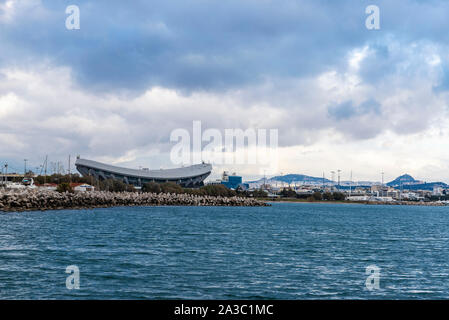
<box><xmin>322</xmin><ymin>172</ymin><xmax>325</xmax><ymax>189</ymax></box>
<box><xmin>349</xmin><ymin>170</ymin><xmax>352</xmax><ymax>196</ymax></box>
<box><xmin>24</xmin><ymin>159</ymin><xmax>28</xmax><ymax>177</ymax></box>
<box><xmin>337</xmin><ymin>169</ymin><xmax>341</xmax><ymax>188</ymax></box>
<box><xmin>68</xmin><ymin>155</ymin><xmax>72</xmax><ymax>184</ymax></box>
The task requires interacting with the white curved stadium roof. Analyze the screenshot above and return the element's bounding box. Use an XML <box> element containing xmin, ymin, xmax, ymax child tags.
<box><xmin>75</xmin><ymin>158</ymin><xmax>212</xmax><ymax>180</ymax></box>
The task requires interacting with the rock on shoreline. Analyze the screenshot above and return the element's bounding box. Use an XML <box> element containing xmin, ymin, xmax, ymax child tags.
<box><xmin>0</xmin><ymin>189</ymin><xmax>270</xmax><ymax>212</ymax></box>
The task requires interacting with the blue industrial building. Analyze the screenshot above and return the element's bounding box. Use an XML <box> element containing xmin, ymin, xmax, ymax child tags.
<box><xmin>220</xmin><ymin>172</ymin><xmax>249</xmax><ymax>190</ymax></box>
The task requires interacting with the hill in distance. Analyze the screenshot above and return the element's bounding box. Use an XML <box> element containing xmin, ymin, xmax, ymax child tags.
<box><xmin>247</xmin><ymin>173</ymin><xmax>448</xmax><ymax>190</ymax></box>
<box><xmin>248</xmin><ymin>174</ymin><xmax>332</xmax><ymax>185</ymax></box>
<box><xmin>386</xmin><ymin>174</ymin><xmax>419</xmax><ymax>186</ymax></box>
<box><xmin>387</xmin><ymin>174</ymin><xmax>447</xmax><ymax>190</ymax></box>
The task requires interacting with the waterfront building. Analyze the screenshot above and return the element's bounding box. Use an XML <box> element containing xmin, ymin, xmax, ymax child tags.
<box><xmin>38</xmin><ymin>183</ymin><xmax>58</xmax><ymax>191</ymax></box>
<box><xmin>346</xmin><ymin>195</ymin><xmax>370</xmax><ymax>201</ymax></box>
<box><xmin>0</xmin><ymin>173</ymin><xmax>26</xmax><ymax>184</ymax></box>
<box><xmin>75</xmin><ymin>157</ymin><xmax>212</xmax><ymax>188</ymax></box>
<box><xmin>208</xmin><ymin>171</ymin><xmax>249</xmax><ymax>190</ymax></box>
<box><xmin>72</xmin><ymin>183</ymin><xmax>95</xmax><ymax>192</ymax></box>
<box><xmin>220</xmin><ymin>171</ymin><xmax>248</xmax><ymax>190</ymax></box>
<box><xmin>433</xmin><ymin>186</ymin><xmax>443</xmax><ymax>196</ymax></box>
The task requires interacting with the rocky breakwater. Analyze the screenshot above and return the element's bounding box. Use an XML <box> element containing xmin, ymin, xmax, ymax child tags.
<box><xmin>0</xmin><ymin>189</ymin><xmax>270</xmax><ymax>212</ymax></box>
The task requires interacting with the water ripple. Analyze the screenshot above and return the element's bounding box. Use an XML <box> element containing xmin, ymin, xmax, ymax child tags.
<box><xmin>1</xmin><ymin>203</ymin><xmax>449</xmax><ymax>299</ymax></box>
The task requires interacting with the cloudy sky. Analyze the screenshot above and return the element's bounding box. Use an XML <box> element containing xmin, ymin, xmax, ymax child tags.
<box><xmin>1</xmin><ymin>0</ymin><xmax>449</xmax><ymax>182</ymax></box>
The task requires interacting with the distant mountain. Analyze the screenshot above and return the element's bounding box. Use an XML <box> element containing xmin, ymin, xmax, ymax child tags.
<box><xmin>266</xmin><ymin>173</ymin><xmax>431</xmax><ymax>187</ymax></box>
<box><xmin>386</xmin><ymin>174</ymin><xmax>419</xmax><ymax>186</ymax></box>
<box><xmin>247</xmin><ymin>174</ymin><xmax>332</xmax><ymax>185</ymax></box>
<box><xmin>246</xmin><ymin>173</ymin><xmax>448</xmax><ymax>190</ymax></box>
<box><xmin>387</xmin><ymin>174</ymin><xmax>448</xmax><ymax>190</ymax></box>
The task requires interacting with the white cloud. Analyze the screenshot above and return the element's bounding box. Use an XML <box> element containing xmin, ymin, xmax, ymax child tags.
<box><xmin>0</xmin><ymin>0</ymin><xmax>42</xmax><ymax>23</ymax></box>
<box><xmin>0</xmin><ymin>0</ymin><xmax>16</xmax><ymax>23</ymax></box>
<box><xmin>1</xmin><ymin>57</ymin><xmax>449</xmax><ymax>181</ymax></box>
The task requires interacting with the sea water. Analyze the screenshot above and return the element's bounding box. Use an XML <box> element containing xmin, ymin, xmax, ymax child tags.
<box><xmin>1</xmin><ymin>203</ymin><xmax>449</xmax><ymax>299</ymax></box>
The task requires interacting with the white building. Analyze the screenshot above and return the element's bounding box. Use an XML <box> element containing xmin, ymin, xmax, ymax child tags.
<box><xmin>74</xmin><ymin>184</ymin><xmax>95</xmax><ymax>192</ymax></box>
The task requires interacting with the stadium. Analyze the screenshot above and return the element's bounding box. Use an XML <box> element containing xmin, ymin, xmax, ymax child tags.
<box><xmin>75</xmin><ymin>158</ymin><xmax>212</xmax><ymax>188</ymax></box>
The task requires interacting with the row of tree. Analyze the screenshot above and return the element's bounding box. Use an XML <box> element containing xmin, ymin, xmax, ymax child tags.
<box><xmin>141</xmin><ymin>182</ymin><xmax>238</xmax><ymax>197</ymax></box>
<box><xmin>34</xmin><ymin>173</ymin><xmax>91</xmax><ymax>185</ymax></box>
<box><xmin>311</xmin><ymin>191</ymin><xmax>346</xmax><ymax>201</ymax></box>
<box><xmin>51</xmin><ymin>176</ymin><xmax>241</xmax><ymax>196</ymax></box>
<box><xmin>279</xmin><ymin>188</ymin><xmax>346</xmax><ymax>201</ymax></box>
<box><xmin>55</xmin><ymin>179</ymin><xmax>136</xmax><ymax>193</ymax></box>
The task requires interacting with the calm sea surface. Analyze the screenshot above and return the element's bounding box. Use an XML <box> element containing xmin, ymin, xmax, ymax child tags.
<box><xmin>1</xmin><ymin>203</ymin><xmax>449</xmax><ymax>299</ymax></box>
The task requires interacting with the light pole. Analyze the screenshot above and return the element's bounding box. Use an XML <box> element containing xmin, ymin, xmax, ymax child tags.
<box><xmin>322</xmin><ymin>172</ymin><xmax>325</xmax><ymax>189</ymax></box>
<box><xmin>349</xmin><ymin>170</ymin><xmax>352</xmax><ymax>196</ymax></box>
<box><xmin>24</xmin><ymin>159</ymin><xmax>28</xmax><ymax>177</ymax></box>
<box><xmin>337</xmin><ymin>169</ymin><xmax>341</xmax><ymax>187</ymax></box>
<box><xmin>4</xmin><ymin>163</ymin><xmax>8</xmax><ymax>186</ymax></box>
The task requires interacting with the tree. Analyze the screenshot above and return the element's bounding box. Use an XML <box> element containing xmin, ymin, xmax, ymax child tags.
<box><xmin>142</xmin><ymin>182</ymin><xmax>162</xmax><ymax>193</ymax></box>
<box><xmin>142</xmin><ymin>182</ymin><xmax>242</xmax><ymax>197</ymax></box>
<box><xmin>323</xmin><ymin>192</ymin><xmax>333</xmax><ymax>201</ymax></box>
<box><xmin>332</xmin><ymin>192</ymin><xmax>346</xmax><ymax>201</ymax></box>
<box><xmin>160</xmin><ymin>182</ymin><xmax>184</xmax><ymax>194</ymax></box>
<box><xmin>57</xmin><ymin>182</ymin><xmax>73</xmax><ymax>193</ymax></box>
<box><xmin>35</xmin><ymin>173</ymin><xmax>90</xmax><ymax>185</ymax></box>
<box><xmin>280</xmin><ymin>188</ymin><xmax>296</xmax><ymax>198</ymax></box>
<box><xmin>197</xmin><ymin>184</ymin><xmax>236</xmax><ymax>197</ymax></box>
<box><xmin>99</xmin><ymin>179</ymin><xmax>135</xmax><ymax>192</ymax></box>
<box><xmin>312</xmin><ymin>191</ymin><xmax>322</xmax><ymax>201</ymax></box>
<box><xmin>251</xmin><ymin>189</ymin><xmax>268</xmax><ymax>198</ymax></box>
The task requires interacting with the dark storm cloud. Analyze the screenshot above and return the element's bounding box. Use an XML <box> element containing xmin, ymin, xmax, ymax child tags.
<box><xmin>2</xmin><ymin>0</ymin><xmax>449</xmax><ymax>165</ymax></box>
<box><xmin>0</xmin><ymin>0</ymin><xmax>378</xmax><ymax>93</ymax></box>
<box><xmin>2</xmin><ymin>0</ymin><xmax>449</xmax><ymax>94</ymax></box>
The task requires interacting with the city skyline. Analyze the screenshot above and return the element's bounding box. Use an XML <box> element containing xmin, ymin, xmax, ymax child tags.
<box><xmin>1</xmin><ymin>155</ymin><xmax>446</xmax><ymax>187</ymax></box>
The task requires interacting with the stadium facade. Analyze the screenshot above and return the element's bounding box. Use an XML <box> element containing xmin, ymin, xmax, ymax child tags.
<box><xmin>75</xmin><ymin>158</ymin><xmax>212</xmax><ymax>187</ymax></box>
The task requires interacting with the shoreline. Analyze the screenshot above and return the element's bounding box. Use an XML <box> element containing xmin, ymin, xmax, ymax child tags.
<box><xmin>0</xmin><ymin>189</ymin><xmax>269</xmax><ymax>212</ymax></box>
<box><xmin>0</xmin><ymin>203</ymin><xmax>264</xmax><ymax>213</ymax></box>
<box><xmin>263</xmin><ymin>198</ymin><xmax>447</xmax><ymax>206</ymax></box>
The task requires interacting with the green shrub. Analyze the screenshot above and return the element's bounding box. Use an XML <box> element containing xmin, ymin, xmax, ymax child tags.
<box><xmin>141</xmin><ymin>182</ymin><xmax>241</xmax><ymax>197</ymax></box>
<box><xmin>312</xmin><ymin>191</ymin><xmax>323</xmax><ymax>201</ymax></box>
<box><xmin>56</xmin><ymin>182</ymin><xmax>73</xmax><ymax>193</ymax></box>
<box><xmin>322</xmin><ymin>192</ymin><xmax>333</xmax><ymax>200</ymax></box>
<box><xmin>142</xmin><ymin>182</ymin><xmax>162</xmax><ymax>193</ymax></box>
<box><xmin>332</xmin><ymin>192</ymin><xmax>346</xmax><ymax>201</ymax></box>
<box><xmin>99</xmin><ymin>179</ymin><xmax>135</xmax><ymax>192</ymax></box>
<box><xmin>280</xmin><ymin>188</ymin><xmax>297</xmax><ymax>198</ymax></box>
<box><xmin>160</xmin><ymin>182</ymin><xmax>185</xmax><ymax>194</ymax></box>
